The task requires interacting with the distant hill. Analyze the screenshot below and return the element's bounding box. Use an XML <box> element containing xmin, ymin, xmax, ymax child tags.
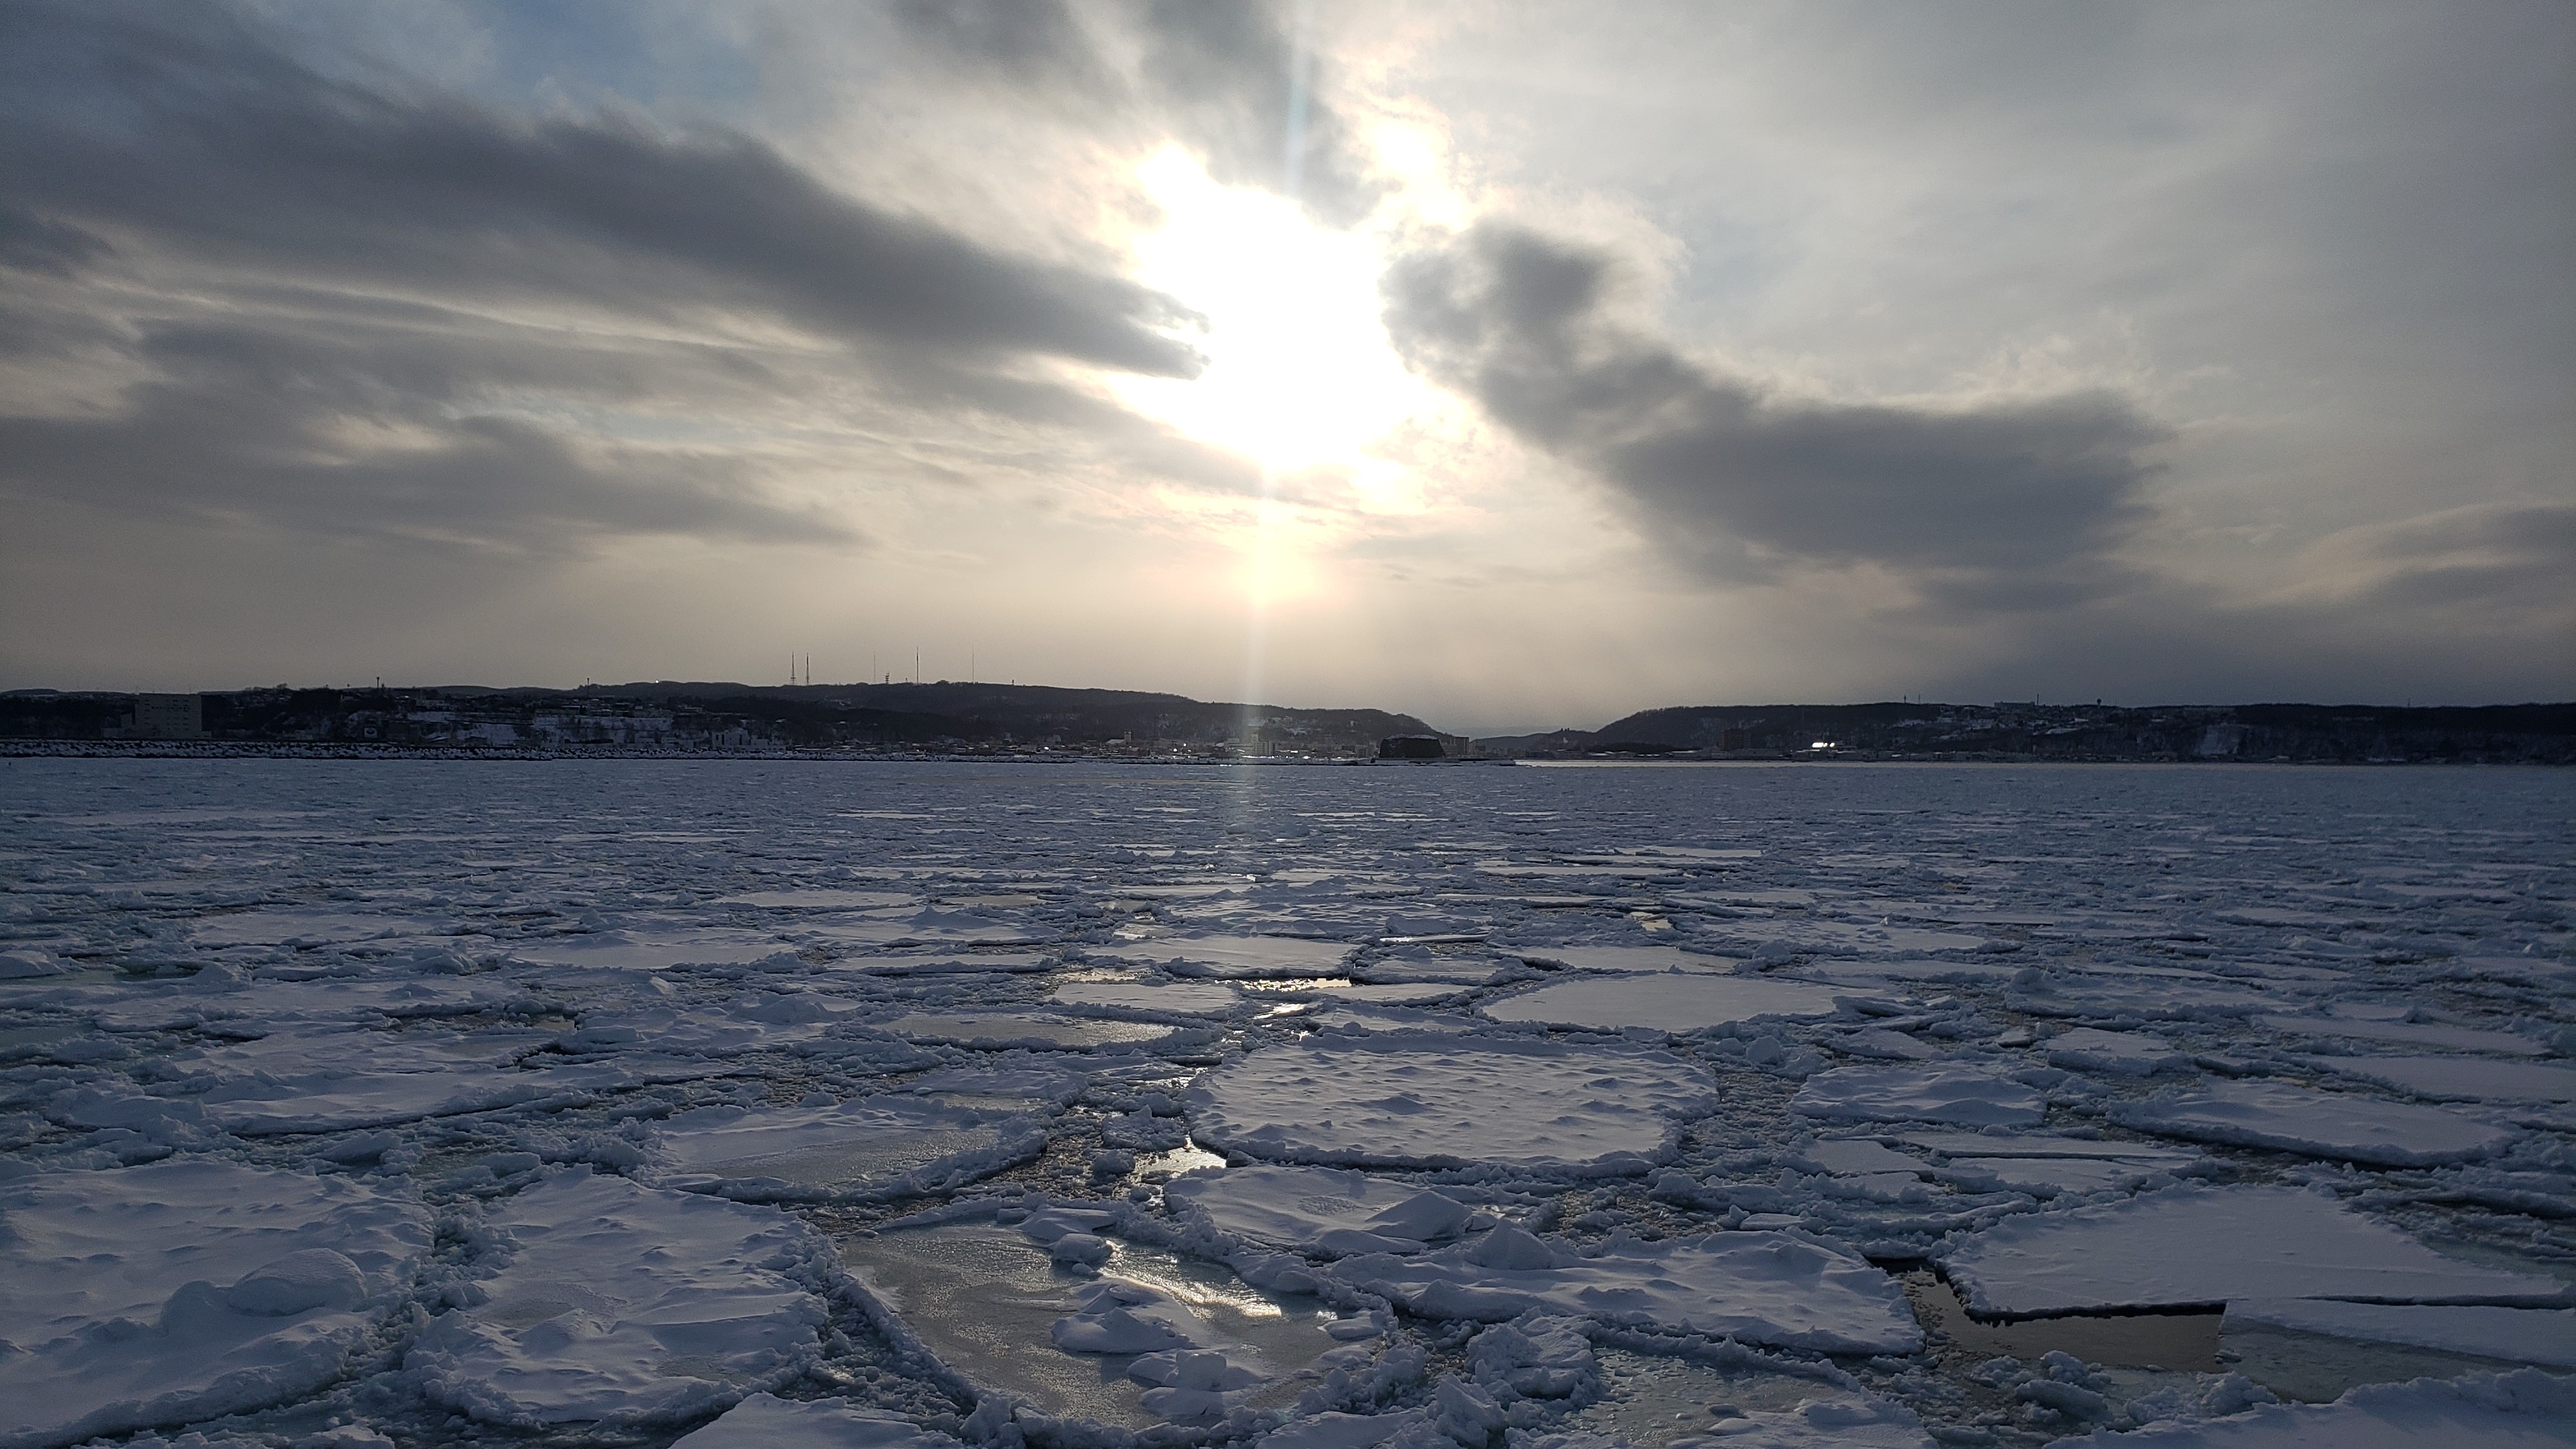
<box><xmin>1489</xmin><ymin>700</ymin><xmax>2576</xmax><ymax>764</ymax></box>
<box><xmin>0</xmin><ymin>680</ymin><xmax>1448</xmax><ymax>756</ymax></box>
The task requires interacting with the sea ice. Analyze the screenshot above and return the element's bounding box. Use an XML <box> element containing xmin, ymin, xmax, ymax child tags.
<box><xmin>2111</xmin><ymin>1078</ymin><xmax>2515</xmax><ymax>1165</ymax></box>
<box><xmin>650</xmin><ymin>1096</ymin><xmax>1039</xmax><ymax>1199</ymax></box>
<box><xmin>1792</xmin><ymin>1066</ymin><xmax>2046</xmax><ymax>1129</ymax></box>
<box><xmin>1481</xmin><ymin>973</ymin><xmax>1845</xmax><ymax>1031</ymax></box>
<box><xmin>1188</xmin><ymin>1032</ymin><xmax>1716</xmax><ymax>1171</ymax></box>
<box><xmin>1163</xmin><ymin>1165</ymin><xmax>1473</xmax><ymax>1256</ymax></box>
<box><xmin>668</xmin><ymin>1393</ymin><xmax>961</xmax><ymax>1449</ymax></box>
<box><xmin>404</xmin><ymin>1170</ymin><xmax>834</xmax><ymax>1426</ymax></box>
<box><xmin>1052</xmin><ymin>980</ymin><xmax>1245</xmax><ymax>1016</ymax></box>
<box><xmin>0</xmin><ymin>1159</ymin><xmax>431</xmax><ymax>1449</ymax></box>
<box><xmin>2044</xmin><ymin>1027</ymin><xmax>2188</xmax><ymax>1077</ymax></box>
<box><xmin>1326</xmin><ymin>1225</ymin><xmax>1923</xmax><ymax>1355</ymax></box>
<box><xmin>1664</xmin><ymin>1394</ymin><xmax>1935</xmax><ymax>1448</ymax></box>
<box><xmin>2303</xmin><ymin>1055</ymin><xmax>2576</xmax><ymax>1103</ymax></box>
<box><xmin>2221</xmin><ymin>1300</ymin><xmax>2576</xmax><ymax>1368</ymax></box>
<box><xmin>1938</xmin><ymin>1184</ymin><xmax>2568</xmax><ymax>1315</ymax></box>
<box><xmin>2254</xmin><ymin>1013</ymin><xmax>2546</xmax><ymax>1055</ymax></box>
<box><xmin>1502</xmin><ymin>944</ymin><xmax>1737</xmax><ymax>974</ymax></box>
<box><xmin>2041</xmin><ymin>1368</ymin><xmax>2574</xmax><ymax>1447</ymax></box>
<box><xmin>1084</xmin><ymin>935</ymin><xmax>1357</xmax><ymax>979</ymax></box>
<box><xmin>880</xmin><ymin>1013</ymin><xmax>1177</xmax><ymax>1049</ymax></box>
<box><xmin>509</xmin><ymin>927</ymin><xmax>797</xmax><ymax>971</ymax></box>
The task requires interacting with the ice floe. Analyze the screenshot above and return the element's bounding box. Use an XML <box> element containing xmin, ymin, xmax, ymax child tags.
<box><xmin>1325</xmin><ymin>1224</ymin><xmax>1923</xmax><ymax>1354</ymax></box>
<box><xmin>1482</xmin><ymin>974</ymin><xmax>1846</xmax><ymax>1031</ymax></box>
<box><xmin>1792</xmin><ymin>1065</ymin><xmax>2046</xmax><ymax>1129</ymax></box>
<box><xmin>1188</xmin><ymin>1033</ymin><xmax>1717</xmax><ymax>1170</ymax></box>
<box><xmin>650</xmin><ymin>1095</ymin><xmax>1042</xmax><ymax>1199</ymax></box>
<box><xmin>0</xmin><ymin>1159</ymin><xmax>430</xmax><ymax>1449</ymax></box>
<box><xmin>1938</xmin><ymin>1184</ymin><xmax>2568</xmax><ymax>1315</ymax></box>
<box><xmin>1163</xmin><ymin>1165</ymin><xmax>1473</xmax><ymax>1256</ymax></box>
<box><xmin>2044</xmin><ymin>1368</ymin><xmax>2575</xmax><ymax>1446</ymax></box>
<box><xmin>2221</xmin><ymin>1300</ymin><xmax>2576</xmax><ymax>1368</ymax></box>
<box><xmin>2110</xmin><ymin>1078</ymin><xmax>2515</xmax><ymax>1165</ymax></box>
<box><xmin>406</xmin><ymin>1170</ymin><xmax>836</xmax><ymax>1426</ymax></box>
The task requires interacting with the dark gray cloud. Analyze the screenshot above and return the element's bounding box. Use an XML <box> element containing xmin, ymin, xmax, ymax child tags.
<box><xmin>893</xmin><ymin>0</ymin><xmax>1379</xmax><ymax>226</ymax></box>
<box><xmin>0</xmin><ymin>3</ymin><xmax>1202</xmax><ymax>377</ymax></box>
<box><xmin>1384</xmin><ymin>222</ymin><xmax>2166</xmax><ymax>606</ymax></box>
<box><xmin>0</xmin><ymin>0</ymin><xmax>1241</xmax><ymax>551</ymax></box>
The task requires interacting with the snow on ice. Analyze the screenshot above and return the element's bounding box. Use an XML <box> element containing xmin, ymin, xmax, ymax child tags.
<box><xmin>1</xmin><ymin>756</ymin><xmax>2570</xmax><ymax>1447</ymax></box>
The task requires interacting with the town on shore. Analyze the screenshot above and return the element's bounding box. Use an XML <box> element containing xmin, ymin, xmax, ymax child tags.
<box><xmin>4</xmin><ymin>682</ymin><xmax>2570</xmax><ymax>765</ymax></box>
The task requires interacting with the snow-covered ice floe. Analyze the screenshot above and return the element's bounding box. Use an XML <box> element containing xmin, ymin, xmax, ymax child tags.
<box><xmin>404</xmin><ymin>1170</ymin><xmax>836</xmax><ymax>1427</ymax></box>
<box><xmin>2220</xmin><ymin>1300</ymin><xmax>2576</xmax><ymax>1368</ymax></box>
<box><xmin>1163</xmin><ymin>1164</ymin><xmax>1473</xmax><ymax>1256</ymax></box>
<box><xmin>1938</xmin><ymin>1184</ymin><xmax>2569</xmax><ymax>1315</ymax></box>
<box><xmin>1791</xmin><ymin>1064</ymin><xmax>2046</xmax><ymax>1128</ymax></box>
<box><xmin>1083</xmin><ymin>934</ymin><xmax>1357</xmax><ymax>979</ymax></box>
<box><xmin>1480</xmin><ymin>972</ymin><xmax>1845</xmax><ymax>1031</ymax></box>
<box><xmin>0</xmin><ymin>1159</ymin><xmax>431</xmax><ymax>1449</ymax></box>
<box><xmin>1326</xmin><ymin>1223</ymin><xmax>1922</xmax><ymax>1354</ymax></box>
<box><xmin>648</xmin><ymin>1095</ymin><xmax>1044</xmax><ymax>1200</ymax></box>
<box><xmin>2110</xmin><ymin>1078</ymin><xmax>2516</xmax><ymax>1165</ymax></box>
<box><xmin>1188</xmin><ymin>1032</ymin><xmax>1717</xmax><ymax>1171</ymax></box>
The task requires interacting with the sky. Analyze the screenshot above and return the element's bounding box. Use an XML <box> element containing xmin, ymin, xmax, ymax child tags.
<box><xmin>1</xmin><ymin>0</ymin><xmax>2568</xmax><ymax>734</ymax></box>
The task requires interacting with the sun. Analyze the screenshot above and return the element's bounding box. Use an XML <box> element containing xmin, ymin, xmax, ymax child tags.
<box><xmin>1109</xmin><ymin>148</ymin><xmax>1425</xmax><ymax>484</ymax></box>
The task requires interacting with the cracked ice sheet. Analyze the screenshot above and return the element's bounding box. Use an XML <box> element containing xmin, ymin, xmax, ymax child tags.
<box><xmin>2040</xmin><ymin>1369</ymin><xmax>2575</xmax><ymax>1448</ymax></box>
<box><xmin>1163</xmin><ymin>1165</ymin><xmax>1473</xmax><ymax>1255</ymax></box>
<box><xmin>1938</xmin><ymin>1184</ymin><xmax>2568</xmax><ymax>1316</ymax></box>
<box><xmin>648</xmin><ymin>1096</ymin><xmax>1040</xmax><ymax>1200</ymax></box>
<box><xmin>1326</xmin><ymin>1225</ymin><xmax>1922</xmax><ymax>1355</ymax></box>
<box><xmin>1188</xmin><ymin>1032</ymin><xmax>1717</xmax><ymax>1172</ymax></box>
<box><xmin>404</xmin><ymin>1170</ymin><xmax>832</xmax><ymax>1427</ymax></box>
<box><xmin>0</xmin><ymin>1159</ymin><xmax>431</xmax><ymax>1449</ymax></box>
<box><xmin>1481</xmin><ymin>973</ymin><xmax>1846</xmax><ymax>1031</ymax></box>
<box><xmin>2110</xmin><ymin>1078</ymin><xmax>2516</xmax><ymax>1165</ymax></box>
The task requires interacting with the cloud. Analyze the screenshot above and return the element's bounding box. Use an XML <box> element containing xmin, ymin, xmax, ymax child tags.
<box><xmin>893</xmin><ymin>0</ymin><xmax>1381</xmax><ymax>225</ymax></box>
<box><xmin>1383</xmin><ymin>222</ymin><xmax>2168</xmax><ymax>606</ymax></box>
<box><xmin>0</xmin><ymin>0</ymin><xmax>1250</xmax><ymax>551</ymax></box>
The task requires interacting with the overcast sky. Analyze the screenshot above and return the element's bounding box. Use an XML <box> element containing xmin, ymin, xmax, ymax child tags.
<box><xmin>3</xmin><ymin>0</ymin><xmax>2568</xmax><ymax>732</ymax></box>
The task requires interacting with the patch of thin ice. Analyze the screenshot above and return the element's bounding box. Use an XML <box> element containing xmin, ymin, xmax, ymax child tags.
<box><xmin>1326</xmin><ymin>1225</ymin><xmax>1922</xmax><ymax>1355</ymax></box>
<box><xmin>1938</xmin><ymin>1184</ymin><xmax>2567</xmax><ymax>1315</ymax></box>
<box><xmin>1052</xmin><ymin>981</ymin><xmax>1244</xmax><ymax>1015</ymax></box>
<box><xmin>1188</xmin><ymin>1032</ymin><xmax>1715</xmax><ymax>1171</ymax></box>
<box><xmin>650</xmin><ymin>1096</ymin><xmax>1036</xmax><ymax>1199</ymax></box>
<box><xmin>2111</xmin><ymin>1078</ymin><xmax>2515</xmax><ymax>1165</ymax></box>
<box><xmin>2221</xmin><ymin>1300</ymin><xmax>2576</xmax><ymax>1368</ymax></box>
<box><xmin>2302</xmin><ymin>1056</ymin><xmax>2576</xmax><ymax>1103</ymax></box>
<box><xmin>1085</xmin><ymin>935</ymin><xmax>1358</xmax><ymax>979</ymax></box>
<box><xmin>1502</xmin><ymin>945</ymin><xmax>1737</xmax><ymax>974</ymax></box>
<box><xmin>1482</xmin><ymin>973</ymin><xmax>1844</xmax><ymax>1031</ymax></box>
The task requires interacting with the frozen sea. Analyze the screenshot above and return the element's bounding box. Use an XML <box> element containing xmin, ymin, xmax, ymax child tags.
<box><xmin>2</xmin><ymin>757</ymin><xmax>2572</xmax><ymax>1449</ymax></box>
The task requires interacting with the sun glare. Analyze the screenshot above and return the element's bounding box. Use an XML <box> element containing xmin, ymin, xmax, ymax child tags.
<box><xmin>1112</xmin><ymin>149</ymin><xmax>1422</xmax><ymax>481</ymax></box>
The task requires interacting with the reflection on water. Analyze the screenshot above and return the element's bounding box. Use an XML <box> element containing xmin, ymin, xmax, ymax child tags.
<box><xmin>1903</xmin><ymin>1271</ymin><xmax>2221</xmax><ymax>1372</ymax></box>
<box><xmin>842</xmin><ymin>1223</ymin><xmax>1337</xmax><ymax>1428</ymax></box>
